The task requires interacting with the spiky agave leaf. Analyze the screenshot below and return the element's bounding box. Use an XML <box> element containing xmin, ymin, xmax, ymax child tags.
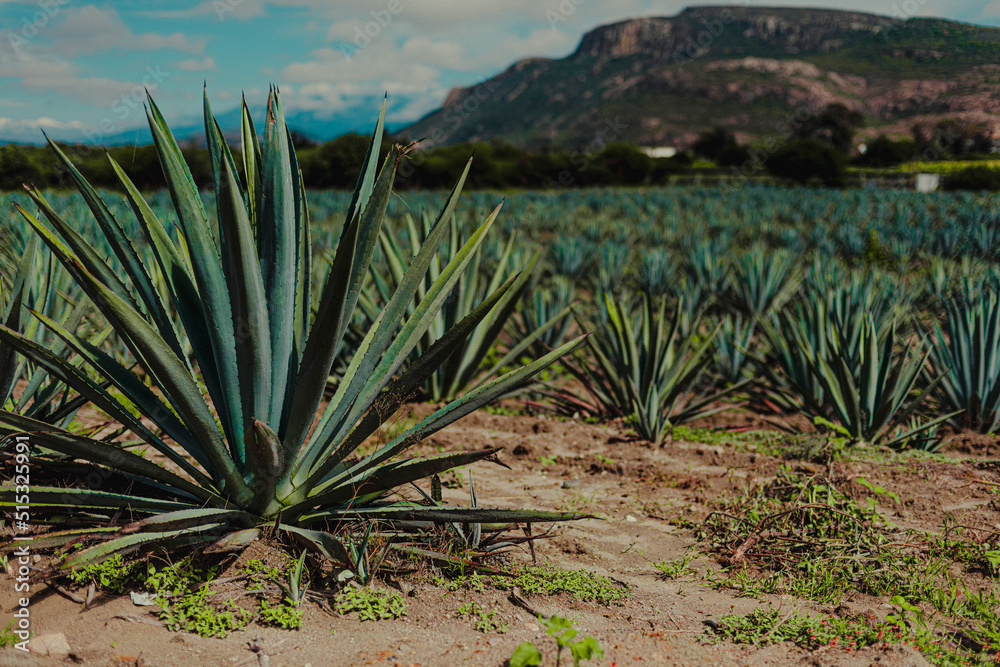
<box><xmin>0</xmin><ymin>87</ymin><xmax>588</xmax><ymax>570</ymax></box>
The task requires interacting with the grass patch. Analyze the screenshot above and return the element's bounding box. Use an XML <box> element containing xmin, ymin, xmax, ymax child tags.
<box><xmin>707</xmin><ymin>604</ymin><xmax>1000</xmax><ymax>667</ymax></box>
<box><xmin>676</xmin><ymin>468</ymin><xmax>1000</xmax><ymax>665</ymax></box>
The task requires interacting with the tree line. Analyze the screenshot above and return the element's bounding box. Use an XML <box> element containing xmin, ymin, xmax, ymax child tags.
<box><xmin>1</xmin><ymin>105</ymin><xmax>997</xmax><ymax>192</ymax></box>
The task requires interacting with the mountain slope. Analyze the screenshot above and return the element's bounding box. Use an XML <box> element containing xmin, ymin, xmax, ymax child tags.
<box><xmin>398</xmin><ymin>6</ymin><xmax>1000</xmax><ymax>149</ymax></box>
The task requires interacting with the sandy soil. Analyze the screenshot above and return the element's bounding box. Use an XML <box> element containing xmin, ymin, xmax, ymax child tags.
<box><xmin>1</xmin><ymin>403</ymin><xmax>998</xmax><ymax>667</ymax></box>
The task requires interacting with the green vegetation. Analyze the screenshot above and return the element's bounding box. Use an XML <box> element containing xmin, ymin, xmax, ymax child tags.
<box><xmin>707</xmin><ymin>604</ymin><xmax>998</xmax><ymax>667</ymax></box>
<box><xmin>944</xmin><ymin>166</ymin><xmax>1000</xmax><ymax>192</ymax></box>
<box><xmin>333</xmin><ymin>587</ymin><xmax>407</xmax><ymax>621</ymax></box>
<box><xmin>258</xmin><ymin>599</ymin><xmax>304</xmax><ymax>629</ymax></box>
<box><xmin>574</xmin><ymin>291</ymin><xmax>747</xmax><ymax>443</ymax></box>
<box><xmin>670</xmin><ymin>469</ymin><xmax>1000</xmax><ymax>665</ymax></box>
<box><xmin>367</xmin><ymin>209</ymin><xmax>542</xmax><ymax>402</ymax></box>
<box><xmin>67</xmin><ymin>553</ymin><xmax>138</xmax><ymax>594</ymax></box>
<box><xmin>0</xmin><ymin>620</ymin><xmax>19</xmax><ymax>648</ymax></box>
<box><xmin>458</xmin><ymin>601</ymin><xmax>508</xmax><ymax>633</ymax></box>
<box><xmin>654</xmin><ymin>553</ymin><xmax>697</xmax><ymax>579</ymax></box>
<box><xmin>766</xmin><ymin>138</ymin><xmax>847</xmax><ymax>187</ymax></box>
<box><xmin>929</xmin><ymin>291</ymin><xmax>1000</xmax><ymax>433</ymax></box>
<box><xmin>491</xmin><ymin>565</ymin><xmax>629</xmax><ymax>606</ymax></box>
<box><xmin>0</xmin><ymin>138</ymin><xmax>690</xmax><ymax>192</ymax></box>
<box><xmin>431</xmin><ymin>564</ymin><xmax>628</xmax><ymax>606</ymax></box>
<box><xmin>145</xmin><ymin>559</ymin><xmax>249</xmax><ymax>639</ymax></box>
<box><xmin>3</xmin><ymin>68</ymin><xmax>1000</xmax><ymax>667</ymax></box>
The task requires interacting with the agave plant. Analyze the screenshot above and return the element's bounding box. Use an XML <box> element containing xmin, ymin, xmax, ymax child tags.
<box><xmin>680</xmin><ymin>236</ymin><xmax>730</xmax><ymax>315</ymax></box>
<box><xmin>927</xmin><ymin>291</ymin><xmax>1000</xmax><ymax>433</ymax></box>
<box><xmin>511</xmin><ymin>273</ymin><xmax>575</xmax><ymax>361</ymax></box>
<box><xmin>729</xmin><ymin>245</ymin><xmax>799</xmax><ymax>320</ymax></box>
<box><xmin>762</xmin><ymin>296</ymin><xmax>953</xmax><ymax>447</ymax></box>
<box><xmin>595</xmin><ymin>241</ymin><xmax>630</xmax><ymax>296</ymax></box>
<box><xmin>1</xmin><ymin>237</ymin><xmax>95</xmax><ymax>429</ymax></box>
<box><xmin>0</xmin><ymin>89</ymin><xmax>585</xmax><ymax>569</ymax></box>
<box><xmin>559</xmin><ymin>291</ymin><xmax>747</xmax><ymax>443</ymax></box>
<box><xmin>713</xmin><ymin>313</ymin><xmax>755</xmax><ymax>384</ymax></box>
<box><xmin>368</xmin><ymin>210</ymin><xmax>542</xmax><ymax>402</ymax></box>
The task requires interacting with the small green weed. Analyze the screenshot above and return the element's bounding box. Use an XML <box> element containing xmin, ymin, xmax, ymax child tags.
<box><xmin>156</xmin><ymin>586</ymin><xmax>250</xmax><ymax>638</ymax></box>
<box><xmin>654</xmin><ymin>553</ymin><xmax>696</xmax><ymax>579</ymax></box>
<box><xmin>930</xmin><ymin>517</ymin><xmax>1000</xmax><ymax>577</ymax></box>
<box><xmin>241</xmin><ymin>558</ymin><xmax>285</xmax><ymax>591</ymax></box>
<box><xmin>433</xmin><ymin>565</ymin><xmax>628</xmax><ymax>606</ymax></box>
<box><xmin>671</xmin><ymin>426</ymin><xmax>796</xmax><ymax>457</ymax></box>
<box><xmin>144</xmin><ymin>557</ymin><xmax>221</xmax><ymax>596</ymax></box>
<box><xmin>145</xmin><ymin>558</ymin><xmax>249</xmax><ymax>639</ymax></box>
<box><xmin>433</xmin><ymin>572</ymin><xmax>487</xmax><ymax>592</ymax></box>
<box><xmin>493</xmin><ymin>565</ymin><xmax>629</xmax><ymax>606</ymax></box>
<box><xmin>67</xmin><ymin>554</ymin><xmax>138</xmax><ymax>593</ymax></box>
<box><xmin>510</xmin><ymin>615</ymin><xmax>604</xmax><ymax>667</ymax></box>
<box><xmin>679</xmin><ymin>469</ymin><xmax>1000</xmax><ymax>665</ymax></box>
<box><xmin>0</xmin><ymin>619</ymin><xmax>18</xmax><ymax>648</ymax></box>
<box><xmin>538</xmin><ymin>454</ymin><xmax>558</xmax><ymax>467</ymax></box>
<box><xmin>259</xmin><ymin>599</ymin><xmax>304</xmax><ymax>629</ymax></box>
<box><xmin>855</xmin><ymin>476</ymin><xmax>901</xmax><ymax>505</ymax></box>
<box><xmin>334</xmin><ymin>587</ymin><xmax>406</xmax><ymax>621</ymax></box>
<box><xmin>458</xmin><ymin>601</ymin><xmax>508</xmax><ymax>633</ymax></box>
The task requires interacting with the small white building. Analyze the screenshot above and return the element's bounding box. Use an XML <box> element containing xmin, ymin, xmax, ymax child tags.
<box><xmin>639</xmin><ymin>146</ymin><xmax>677</xmax><ymax>158</ymax></box>
<box><xmin>915</xmin><ymin>173</ymin><xmax>941</xmax><ymax>193</ymax></box>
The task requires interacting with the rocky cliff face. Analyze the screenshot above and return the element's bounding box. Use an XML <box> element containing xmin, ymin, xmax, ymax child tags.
<box><xmin>572</xmin><ymin>8</ymin><xmax>891</xmax><ymax>59</ymax></box>
<box><xmin>399</xmin><ymin>6</ymin><xmax>1000</xmax><ymax>149</ymax></box>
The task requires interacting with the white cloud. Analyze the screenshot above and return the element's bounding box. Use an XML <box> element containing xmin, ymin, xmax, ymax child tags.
<box><xmin>279</xmin><ymin>42</ymin><xmax>448</xmax><ymax>121</ymax></box>
<box><xmin>0</xmin><ymin>115</ymin><xmax>86</xmax><ymax>142</ymax></box>
<box><xmin>47</xmin><ymin>5</ymin><xmax>205</xmax><ymax>57</ymax></box>
<box><xmin>0</xmin><ymin>48</ymin><xmax>172</xmax><ymax>109</ymax></box>
<box><xmin>177</xmin><ymin>56</ymin><xmax>218</xmax><ymax>72</ymax></box>
<box><xmin>476</xmin><ymin>28</ymin><xmax>577</xmax><ymax>66</ymax></box>
<box><xmin>135</xmin><ymin>0</ymin><xmax>267</xmax><ymax>21</ymax></box>
<box><xmin>980</xmin><ymin>0</ymin><xmax>1000</xmax><ymax>20</ymax></box>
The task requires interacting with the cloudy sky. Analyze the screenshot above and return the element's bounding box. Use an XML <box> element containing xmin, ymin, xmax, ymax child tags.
<box><xmin>1</xmin><ymin>0</ymin><xmax>998</xmax><ymax>144</ymax></box>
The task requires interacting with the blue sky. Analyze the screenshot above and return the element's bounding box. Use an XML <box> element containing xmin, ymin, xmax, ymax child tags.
<box><xmin>2</xmin><ymin>0</ymin><xmax>999</xmax><ymax>144</ymax></box>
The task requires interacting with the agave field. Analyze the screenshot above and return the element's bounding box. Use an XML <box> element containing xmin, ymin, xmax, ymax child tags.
<box><xmin>0</xmin><ymin>92</ymin><xmax>998</xmax><ymax>666</ymax></box>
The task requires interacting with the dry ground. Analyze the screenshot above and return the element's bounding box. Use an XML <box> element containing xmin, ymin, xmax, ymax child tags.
<box><xmin>1</xmin><ymin>403</ymin><xmax>998</xmax><ymax>667</ymax></box>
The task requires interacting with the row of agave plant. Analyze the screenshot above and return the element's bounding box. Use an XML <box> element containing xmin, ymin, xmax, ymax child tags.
<box><xmin>355</xmin><ymin>218</ymin><xmax>1000</xmax><ymax>449</ymax></box>
<box><xmin>514</xmin><ymin>243</ymin><xmax>1000</xmax><ymax>448</ymax></box>
<box><xmin>2</xmin><ymin>89</ymin><xmax>1000</xmax><ymax>577</ymax></box>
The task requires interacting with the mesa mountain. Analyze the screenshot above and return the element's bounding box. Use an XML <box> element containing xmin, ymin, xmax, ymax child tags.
<box><xmin>397</xmin><ymin>5</ymin><xmax>1000</xmax><ymax>150</ymax></box>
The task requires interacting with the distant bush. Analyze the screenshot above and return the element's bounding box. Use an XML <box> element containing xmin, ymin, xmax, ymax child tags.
<box><xmin>717</xmin><ymin>145</ymin><xmax>751</xmax><ymax>167</ymax></box>
<box><xmin>943</xmin><ymin>165</ymin><xmax>1000</xmax><ymax>192</ymax></box>
<box><xmin>855</xmin><ymin>135</ymin><xmax>916</xmax><ymax>167</ymax></box>
<box><xmin>694</xmin><ymin>127</ymin><xmax>740</xmax><ymax>162</ymax></box>
<box><xmin>766</xmin><ymin>138</ymin><xmax>846</xmax><ymax>187</ymax></box>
